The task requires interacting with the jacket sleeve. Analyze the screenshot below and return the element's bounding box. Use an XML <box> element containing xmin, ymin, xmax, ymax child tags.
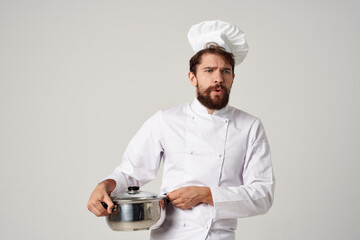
<box><xmin>210</xmin><ymin>118</ymin><xmax>275</xmax><ymax>219</ymax></box>
<box><xmin>103</xmin><ymin>111</ymin><xmax>164</xmax><ymax>196</ymax></box>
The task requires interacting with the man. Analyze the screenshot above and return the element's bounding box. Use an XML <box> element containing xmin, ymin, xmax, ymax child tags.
<box><xmin>87</xmin><ymin>20</ymin><xmax>275</xmax><ymax>240</ymax></box>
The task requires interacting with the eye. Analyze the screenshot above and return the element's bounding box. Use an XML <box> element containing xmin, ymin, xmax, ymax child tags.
<box><xmin>205</xmin><ymin>69</ymin><xmax>213</xmax><ymax>73</ymax></box>
<box><xmin>223</xmin><ymin>70</ymin><xmax>231</xmax><ymax>74</ymax></box>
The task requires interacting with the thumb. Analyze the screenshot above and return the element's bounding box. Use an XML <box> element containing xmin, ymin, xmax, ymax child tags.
<box><xmin>103</xmin><ymin>194</ymin><xmax>114</xmax><ymax>214</ymax></box>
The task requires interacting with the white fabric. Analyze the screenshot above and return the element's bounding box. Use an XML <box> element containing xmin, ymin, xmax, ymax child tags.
<box><xmin>105</xmin><ymin>99</ymin><xmax>275</xmax><ymax>240</ymax></box>
<box><xmin>188</xmin><ymin>20</ymin><xmax>249</xmax><ymax>65</ymax></box>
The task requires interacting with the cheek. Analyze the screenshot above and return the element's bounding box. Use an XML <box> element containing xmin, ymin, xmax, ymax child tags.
<box><xmin>198</xmin><ymin>82</ymin><xmax>209</xmax><ymax>91</ymax></box>
<box><xmin>198</xmin><ymin>78</ymin><xmax>212</xmax><ymax>88</ymax></box>
<box><xmin>226</xmin><ymin>79</ymin><xmax>234</xmax><ymax>88</ymax></box>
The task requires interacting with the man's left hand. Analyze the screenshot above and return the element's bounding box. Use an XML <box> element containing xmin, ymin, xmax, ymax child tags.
<box><xmin>166</xmin><ymin>186</ymin><xmax>214</xmax><ymax>210</ymax></box>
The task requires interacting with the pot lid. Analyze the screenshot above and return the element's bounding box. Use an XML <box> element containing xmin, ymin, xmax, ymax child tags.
<box><xmin>112</xmin><ymin>186</ymin><xmax>163</xmax><ymax>203</ymax></box>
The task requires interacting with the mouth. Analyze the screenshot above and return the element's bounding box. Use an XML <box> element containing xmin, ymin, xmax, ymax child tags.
<box><xmin>212</xmin><ymin>87</ymin><xmax>224</xmax><ymax>94</ymax></box>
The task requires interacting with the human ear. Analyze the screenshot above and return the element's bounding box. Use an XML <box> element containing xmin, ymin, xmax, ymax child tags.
<box><xmin>188</xmin><ymin>72</ymin><xmax>198</xmax><ymax>87</ymax></box>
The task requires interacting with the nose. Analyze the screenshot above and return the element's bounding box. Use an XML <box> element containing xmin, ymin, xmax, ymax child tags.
<box><xmin>214</xmin><ymin>70</ymin><xmax>224</xmax><ymax>84</ymax></box>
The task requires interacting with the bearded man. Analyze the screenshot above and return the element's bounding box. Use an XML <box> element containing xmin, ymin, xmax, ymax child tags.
<box><xmin>87</xmin><ymin>20</ymin><xmax>275</xmax><ymax>240</ymax></box>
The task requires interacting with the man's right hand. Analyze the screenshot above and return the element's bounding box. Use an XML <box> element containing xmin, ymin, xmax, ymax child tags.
<box><xmin>87</xmin><ymin>179</ymin><xmax>116</xmax><ymax>217</ymax></box>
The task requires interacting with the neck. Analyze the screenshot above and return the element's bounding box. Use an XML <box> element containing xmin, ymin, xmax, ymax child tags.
<box><xmin>207</xmin><ymin>108</ymin><xmax>214</xmax><ymax>114</ymax></box>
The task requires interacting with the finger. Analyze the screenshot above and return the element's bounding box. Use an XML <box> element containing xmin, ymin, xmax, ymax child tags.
<box><xmin>95</xmin><ymin>202</ymin><xmax>109</xmax><ymax>216</ymax></box>
<box><xmin>166</xmin><ymin>192</ymin><xmax>179</xmax><ymax>202</ymax></box>
<box><xmin>91</xmin><ymin>199</ymin><xmax>109</xmax><ymax>216</ymax></box>
<box><xmin>160</xmin><ymin>199</ymin><xmax>166</xmax><ymax>209</ymax></box>
<box><xmin>171</xmin><ymin>201</ymin><xmax>188</xmax><ymax>210</ymax></box>
<box><xmin>165</xmin><ymin>193</ymin><xmax>173</xmax><ymax>202</ymax></box>
<box><xmin>88</xmin><ymin>202</ymin><xmax>106</xmax><ymax>217</ymax></box>
<box><xmin>169</xmin><ymin>198</ymin><xmax>186</xmax><ymax>207</ymax></box>
<box><xmin>103</xmin><ymin>195</ymin><xmax>115</xmax><ymax>214</ymax></box>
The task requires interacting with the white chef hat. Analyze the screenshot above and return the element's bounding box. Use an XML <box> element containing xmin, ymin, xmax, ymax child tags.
<box><xmin>187</xmin><ymin>20</ymin><xmax>249</xmax><ymax>65</ymax></box>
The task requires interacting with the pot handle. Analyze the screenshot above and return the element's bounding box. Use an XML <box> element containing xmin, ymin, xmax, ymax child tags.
<box><xmin>162</xmin><ymin>193</ymin><xmax>170</xmax><ymax>204</ymax></box>
<box><xmin>101</xmin><ymin>202</ymin><xmax>117</xmax><ymax>212</ymax></box>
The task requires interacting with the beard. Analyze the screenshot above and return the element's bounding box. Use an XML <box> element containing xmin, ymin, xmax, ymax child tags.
<box><xmin>196</xmin><ymin>84</ymin><xmax>231</xmax><ymax>110</ymax></box>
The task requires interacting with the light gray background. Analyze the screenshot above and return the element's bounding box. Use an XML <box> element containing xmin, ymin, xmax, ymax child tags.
<box><xmin>1</xmin><ymin>0</ymin><xmax>359</xmax><ymax>239</ymax></box>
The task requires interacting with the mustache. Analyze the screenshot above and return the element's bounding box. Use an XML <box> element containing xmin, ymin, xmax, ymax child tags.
<box><xmin>205</xmin><ymin>84</ymin><xmax>226</xmax><ymax>93</ymax></box>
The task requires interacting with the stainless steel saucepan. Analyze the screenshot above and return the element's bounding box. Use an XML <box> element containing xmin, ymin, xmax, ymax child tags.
<box><xmin>102</xmin><ymin>186</ymin><xmax>167</xmax><ymax>231</ymax></box>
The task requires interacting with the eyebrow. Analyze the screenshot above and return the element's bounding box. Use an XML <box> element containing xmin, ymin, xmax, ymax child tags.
<box><xmin>202</xmin><ymin>66</ymin><xmax>232</xmax><ymax>71</ymax></box>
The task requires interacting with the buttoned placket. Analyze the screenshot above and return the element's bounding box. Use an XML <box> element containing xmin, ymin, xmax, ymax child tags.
<box><xmin>186</xmin><ymin>115</ymin><xmax>196</xmax><ymax>155</ymax></box>
<box><xmin>213</xmin><ymin>115</ymin><xmax>229</xmax><ymax>185</ymax></box>
<box><xmin>212</xmin><ymin>115</ymin><xmax>229</xmax><ymax>156</ymax></box>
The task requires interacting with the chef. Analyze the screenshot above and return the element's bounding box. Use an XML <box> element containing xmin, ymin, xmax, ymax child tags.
<box><xmin>87</xmin><ymin>20</ymin><xmax>275</xmax><ymax>240</ymax></box>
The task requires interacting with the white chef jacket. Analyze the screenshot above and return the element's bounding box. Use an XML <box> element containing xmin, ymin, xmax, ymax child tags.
<box><xmin>105</xmin><ymin>98</ymin><xmax>275</xmax><ymax>240</ymax></box>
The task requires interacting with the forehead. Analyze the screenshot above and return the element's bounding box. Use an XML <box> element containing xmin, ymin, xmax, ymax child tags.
<box><xmin>198</xmin><ymin>53</ymin><xmax>232</xmax><ymax>68</ymax></box>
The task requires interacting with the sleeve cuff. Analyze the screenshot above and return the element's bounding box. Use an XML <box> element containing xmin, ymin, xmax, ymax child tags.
<box><xmin>101</xmin><ymin>172</ymin><xmax>128</xmax><ymax>197</ymax></box>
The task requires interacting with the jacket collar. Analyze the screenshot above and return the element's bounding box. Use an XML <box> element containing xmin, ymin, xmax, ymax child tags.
<box><xmin>191</xmin><ymin>98</ymin><xmax>231</xmax><ymax>117</ymax></box>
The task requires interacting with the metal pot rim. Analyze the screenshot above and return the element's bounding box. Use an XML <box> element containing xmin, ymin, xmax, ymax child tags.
<box><xmin>111</xmin><ymin>195</ymin><xmax>166</xmax><ymax>204</ymax></box>
<box><xmin>110</xmin><ymin>186</ymin><xmax>167</xmax><ymax>204</ymax></box>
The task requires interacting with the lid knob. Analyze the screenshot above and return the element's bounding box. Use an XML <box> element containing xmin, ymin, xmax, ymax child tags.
<box><xmin>128</xmin><ymin>186</ymin><xmax>140</xmax><ymax>194</ymax></box>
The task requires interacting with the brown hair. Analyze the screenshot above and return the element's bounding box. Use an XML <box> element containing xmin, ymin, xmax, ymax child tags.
<box><xmin>189</xmin><ymin>42</ymin><xmax>235</xmax><ymax>76</ymax></box>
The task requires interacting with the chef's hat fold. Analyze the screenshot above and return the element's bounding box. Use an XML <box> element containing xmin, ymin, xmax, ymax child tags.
<box><xmin>188</xmin><ymin>20</ymin><xmax>249</xmax><ymax>65</ymax></box>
